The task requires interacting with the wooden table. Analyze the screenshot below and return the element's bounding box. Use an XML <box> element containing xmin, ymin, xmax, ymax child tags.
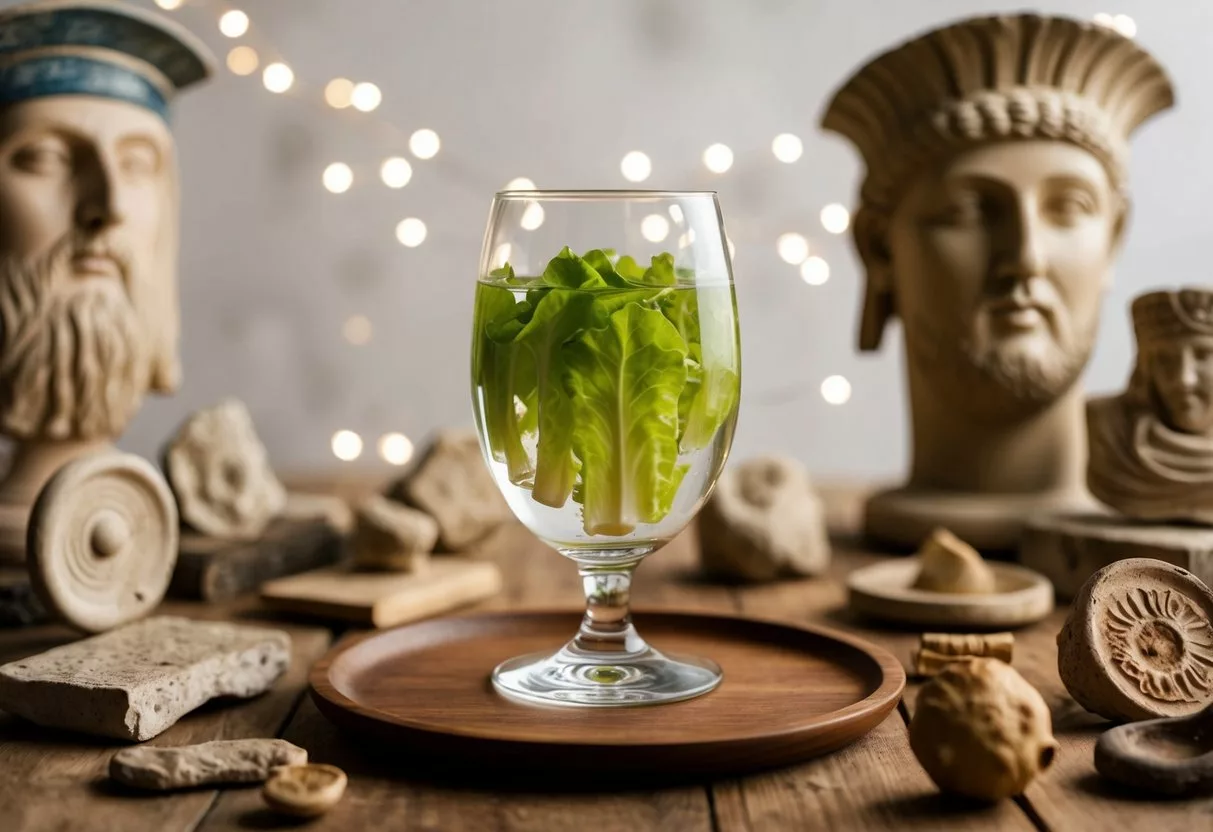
<box><xmin>0</xmin><ymin>487</ymin><xmax>1208</xmax><ymax>831</ymax></box>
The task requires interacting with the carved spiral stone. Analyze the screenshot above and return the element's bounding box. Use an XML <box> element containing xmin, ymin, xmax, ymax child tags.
<box><xmin>27</xmin><ymin>452</ymin><xmax>179</xmax><ymax>633</ymax></box>
<box><xmin>1058</xmin><ymin>558</ymin><xmax>1213</xmax><ymax>722</ymax></box>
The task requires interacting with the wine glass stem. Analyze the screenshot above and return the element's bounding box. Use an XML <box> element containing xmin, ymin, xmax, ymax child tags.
<box><xmin>572</xmin><ymin>559</ymin><xmax>647</xmax><ymax>657</ymax></box>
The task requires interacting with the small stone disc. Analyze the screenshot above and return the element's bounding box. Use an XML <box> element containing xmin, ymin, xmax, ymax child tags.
<box><xmin>27</xmin><ymin>452</ymin><xmax>179</xmax><ymax>633</ymax></box>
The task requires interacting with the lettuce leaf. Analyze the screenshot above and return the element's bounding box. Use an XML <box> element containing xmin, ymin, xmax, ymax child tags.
<box><xmin>473</xmin><ymin>284</ymin><xmax>535</xmax><ymax>483</ymax></box>
<box><xmin>563</xmin><ymin>304</ymin><xmax>689</xmax><ymax>535</ymax></box>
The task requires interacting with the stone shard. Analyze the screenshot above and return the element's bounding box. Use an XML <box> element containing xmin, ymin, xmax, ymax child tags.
<box><xmin>698</xmin><ymin>456</ymin><xmax>831</xmax><ymax>582</ymax></box>
<box><xmin>164</xmin><ymin>398</ymin><xmax>288</xmax><ymax>541</ymax></box>
<box><xmin>0</xmin><ymin>616</ymin><xmax>291</xmax><ymax>741</ymax></box>
<box><xmin>386</xmin><ymin>430</ymin><xmax>511</xmax><ymax>551</ymax></box>
<box><xmin>911</xmin><ymin>527</ymin><xmax>996</xmax><ymax>594</ymax></box>
<box><xmin>109</xmin><ymin>739</ymin><xmax>308</xmax><ymax>790</ymax></box>
<box><xmin>351</xmin><ymin>494</ymin><xmax>438</xmax><ymax>572</ymax></box>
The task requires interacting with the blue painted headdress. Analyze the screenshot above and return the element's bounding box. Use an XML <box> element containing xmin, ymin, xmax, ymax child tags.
<box><xmin>0</xmin><ymin>0</ymin><xmax>214</xmax><ymax>121</ymax></box>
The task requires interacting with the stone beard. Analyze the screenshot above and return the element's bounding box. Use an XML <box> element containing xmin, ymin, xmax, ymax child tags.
<box><xmin>904</xmin><ymin>274</ymin><xmax>1100</xmax><ymax>421</ymax></box>
<box><xmin>0</xmin><ymin>234</ymin><xmax>148</xmax><ymax>441</ymax></box>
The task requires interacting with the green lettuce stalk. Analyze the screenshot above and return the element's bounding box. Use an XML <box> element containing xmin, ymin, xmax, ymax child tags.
<box><xmin>563</xmin><ymin>304</ymin><xmax>689</xmax><ymax>535</ymax></box>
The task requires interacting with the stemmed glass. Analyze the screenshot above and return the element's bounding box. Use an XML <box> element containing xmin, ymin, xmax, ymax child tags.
<box><xmin>471</xmin><ymin>190</ymin><xmax>741</xmax><ymax>707</ymax></box>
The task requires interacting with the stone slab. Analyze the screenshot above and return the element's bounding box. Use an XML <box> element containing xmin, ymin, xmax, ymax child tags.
<box><xmin>1019</xmin><ymin>512</ymin><xmax>1213</xmax><ymax>600</ymax></box>
<box><xmin>0</xmin><ymin>616</ymin><xmax>291</xmax><ymax>741</ymax></box>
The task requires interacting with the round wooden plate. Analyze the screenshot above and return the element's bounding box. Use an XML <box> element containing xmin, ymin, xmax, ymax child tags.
<box><xmin>847</xmin><ymin>559</ymin><xmax>1054</xmax><ymax>630</ymax></box>
<box><xmin>310</xmin><ymin>609</ymin><xmax>905</xmax><ymax>778</ymax></box>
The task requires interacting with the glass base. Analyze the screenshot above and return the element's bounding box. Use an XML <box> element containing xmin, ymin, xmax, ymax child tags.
<box><xmin>492</xmin><ymin>641</ymin><xmax>723</xmax><ymax>707</ymax></box>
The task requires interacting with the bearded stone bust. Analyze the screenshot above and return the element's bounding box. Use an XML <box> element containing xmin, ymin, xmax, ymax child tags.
<box><xmin>0</xmin><ymin>1</ymin><xmax>211</xmax><ymax>561</ymax></box>
<box><xmin>1089</xmin><ymin>289</ymin><xmax>1213</xmax><ymax>523</ymax></box>
<box><xmin>821</xmin><ymin>13</ymin><xmax>1175</xmax><ymax>549</ymax></box>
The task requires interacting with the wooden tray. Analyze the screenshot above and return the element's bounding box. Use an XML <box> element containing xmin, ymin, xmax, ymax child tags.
<box><xmin>309</xmin><ymin>609</ymin><xmax>905</xmax><ymax>779</ymax></box>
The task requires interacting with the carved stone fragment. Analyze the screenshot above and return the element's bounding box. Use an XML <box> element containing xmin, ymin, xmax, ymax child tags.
<box><xmin>164</xmin><ymin>399</ymin><xmax>287</xmax><ymax>541</ymax></box>
<box><xmin>910</xmin><ymin>658</ymin><xmax>1058</xmax><ymax>800</ymax></box>
<box><xmin>1057</xmin><ymin>558</ymin><xmax>1213</xmax><ymax>722</ymax></box>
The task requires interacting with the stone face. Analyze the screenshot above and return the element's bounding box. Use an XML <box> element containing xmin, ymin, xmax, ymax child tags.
<box><xmin>911</xmin><ymin>528</ymin><xmax>996</xmax><ymax>594</ymax></box>
<box><xmin>351</xmin><ymin>494</ymin><xmax>438</xmax><ymax>572</ymax></box>
<box><xmin>0</xmin><ymin>616</ymin><xmax>291</xmax><ymax>741</ymax></box>
<box><xmin>386</xmin><ymin>430</ymin><xmax>511</xmax><ymax>551</ymax></box>
<box><xmin>698</xmin><ymin>456</ymin><xmax>830</xmax><ymax>582</ymax></box>
<box><xmin>910</xmin><ymin>658</ymin><xmax>1057</xmax><ymax>801</ymax></box>
<box><xmin>263</xmin><ymin>764</ymin><xmax>347</xmax><ymax>817</ymax></box>
<box><xmin>164</xmin><ymin>399</ymin><xmax>288</xmax><ymax>541</ymax></box>
<box><xmin>1057</xmin><ymin>558</ymin><xmax>1213</xmax><ymax>722</ymax></box>
<box><xmin>110</xmin><ymin>739</ymin><xmax>307</xmax><ymax>790</ymax></box>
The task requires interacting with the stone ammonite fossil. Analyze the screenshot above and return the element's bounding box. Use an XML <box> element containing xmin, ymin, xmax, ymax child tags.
<box><xmin>1058</xmin><ymin>558</ymin><xmax>1213</xmax><ymax>722</ymax></box>
<box><xmin>163</xmin><ymin>399</ymin><xmax>287</xmax><ymax>540</ymax></box>
<box><xmin>27</xmin><ymin>452</ymin><xmax>179</xmax><ymax>633</ymax></box>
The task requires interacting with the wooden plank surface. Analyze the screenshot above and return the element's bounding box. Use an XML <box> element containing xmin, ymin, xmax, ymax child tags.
<box><xmin>4</xmin><ymin>483</ymin><xmax>1213</xmax><ymax>830</ymax></box>
<box><xmin>0</xmin><ymin>600</ymin><xmax>329</xmax><ymax>832</ymax></box>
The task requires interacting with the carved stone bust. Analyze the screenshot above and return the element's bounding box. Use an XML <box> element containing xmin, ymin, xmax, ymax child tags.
<box><xmin>1089</xmin><ymin>288</ymin><xmax>1213</xmax><ymax>523</ymax></box>
<box><xmin>821</xmin><ymin>14</ymin><xmax>1175</xmax><ymax>549</ymax></box>
<box><xmin>0</xmin><ymin>1</ymin><xmax>212</xmax><ymax>561</ymax></box>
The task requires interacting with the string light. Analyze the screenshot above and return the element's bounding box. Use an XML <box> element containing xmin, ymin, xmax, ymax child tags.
<box><xmin>821</xmin><ymin>375</ymin><xmax>852</xmax><ymax>405</ymax></box>
<box><xmin>668</xmin><ymin>204</ymin><xmax>684</xmax><ymax>223</ymax></box>
<box><xmin>800</xmin><ymin>256</ymin><xmax>830</xmax><ymax>286</ymax></box>
<box><xmin>504</xmin><ymin>177</ymin><xmax>536</xmax><ymax>191</ymax></box>
<box><xmin>219</xmin><ymin>10</ymin><xmax>249</xmax><ymax>38</ymax></box>
<box><xmin>324</xmin><ymin>78</ymin><xmax>354</xmax><ymax>109</ymax></box>
<box><xmin>1112</xmin><ymin>14</ymin><xmax>1137</xmax><ymax>37</ymax></box>
<box><xmin>821</xmin><ymin>203</ymin><xmax>850</xmax><ymax>234</ymax></box>
<box><xmin>331</xmin><ymin>430</ymin><xmax>363</xmax><ymax>461</ymax></box>
<box><xmin>262</xmin><ymin>62</ymin><xmax>294</xmax><ymax>93</ymax></box>
<box><xmin>396</xmin><ymin>217</ymin><xmax>427</xmax><ymax>247</ymax></box>
<box><xmin>772</xmin><ymin>133</ymin><xmax>803</xmax><ymax>163</ymax></box>
<box><xmin>380</xmin><ymin>157</ymin><xmax>412</xmax><ymax>188</ymax></box>
<box><xmin>641</xmin><ymin>214</ymin><xmax>670</xmax><ymax>243</ymax></box>
<box><xmin>154</xmin><ymin>0</ymin><xmax>182</xmax><ymax>9</ymax></box>
<box><xmin>678</xmin><ymin>229</ymin><xmax>697</xmax><ymax>249</ymax></box>
<box><xmin>351</xmin><ymin>82</ymin><xmax>382</xmax><ymax>112</ymax></box>
<box><xmin>777</xmin><ymin>232</ymin><xmax>809</xmax><ymax>264</ymax></box>
<box><xmin>702</xmin><ymin>143</ymin><xmax>733</xmax><ymax>174</ymax></box>
<box><xmin>322</xmin><ymin>163</ymin><xmax>353</xmax><ymax>194</ymax></box>
<box><xmin>520</xmin><ymin>202</ymin><xmax>545</xmax><ymax>231</ymax></box>
<box><xmin>225</xmin><ymin>46</ymin><xmax>258</xmax><ymax>76</ymax></box>
<box><xmin>620</xmin><ymin>151</ymin><xmax>651</xmax><ymax>182</ymax></box>
<box><xmin>343</xmin><ymin>315</ymin><xmax>373</xmax><ymax>345</ymax></box>
<box><xmin>379</xmin><ymin>433</ymin><xmax>415</xmax><ymax>466</ymax></box>
<box><xmin>409</xmin><ymin>129</ymin><xmax>441</xmax><ymax>159</ymax></box>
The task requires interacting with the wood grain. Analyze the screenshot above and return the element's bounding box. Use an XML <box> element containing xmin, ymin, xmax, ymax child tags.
<box><xmin>0</xmin><ymin>601</ymin><xmax>329</xmax><ymax>832</ymax></box>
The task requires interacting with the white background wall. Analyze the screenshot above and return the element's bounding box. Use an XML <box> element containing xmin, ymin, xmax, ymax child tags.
<box><xmin>14</xmin><ymin>0</ymin><xmax>1209</xmax><ymax>482</ymax></box>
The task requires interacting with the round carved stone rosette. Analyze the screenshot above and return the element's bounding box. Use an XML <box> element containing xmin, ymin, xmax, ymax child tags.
<box><xmin>27</xmin><ymin>452</ymin><xmax>179</xmax><ymax>633</ymax></box>
<box><xmin>1057</xmin><ymin>558</ymin><xmax>1213</xmax><ymax>722</ymax></box>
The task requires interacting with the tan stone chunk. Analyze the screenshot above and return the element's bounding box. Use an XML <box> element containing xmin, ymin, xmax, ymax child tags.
<box><xmin>351</xmin><ymin>494</ymin><xmax>438</xmax><ymax>572</ymax></box>
<box><xmin>911</xmin><ymin>528</ymin><xmax>996</xmax><ymax>594</ymax></box>
<box><xmin>386</xmin><ymin>430</ymin><xmax>511</xmax><ymax>551</ymax></box>
<box><xmin>910</xmin><ymin>658</ymin><xmax>1057</xmax><ymax>801</ymax></box>
<box><xmin>110</xmin><ymin>739</ymin><xmax>307</xmax><ymax>790</ymax></box>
